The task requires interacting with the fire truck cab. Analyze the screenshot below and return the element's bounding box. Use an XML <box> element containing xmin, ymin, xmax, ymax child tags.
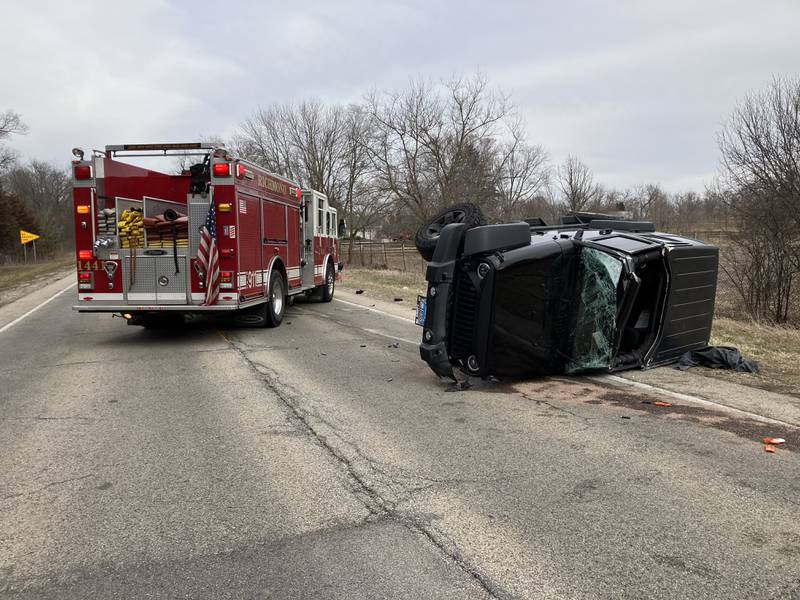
<box><xmin>71</xmin><ymin>142</ymin><xmax>341</xmax><ymax>327</ymax></box>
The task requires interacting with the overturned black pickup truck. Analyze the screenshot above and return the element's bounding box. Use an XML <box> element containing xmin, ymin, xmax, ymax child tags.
<box><xmin>415</xmin><ymin>204</ymin><xmax>719</xmax><ymax>381</ymax></box>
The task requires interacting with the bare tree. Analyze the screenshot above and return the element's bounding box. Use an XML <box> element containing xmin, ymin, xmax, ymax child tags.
<box><xmin>335</xmin><ymin>104</ymin><xmax>392</xmax><ymax>258</ymax></box>
<box><xmin>556</xmin><ymin>155</ymin><xmax>601</xmax><ymax>212</ymax></box>
<box><xmin>234</xmin><ymin>101</ymin><xmax>390</xmax><ymax>257</ymax></box>
<box><xmin>716</xmin><ymin>76</ymin><xmax>800</xmax><ymax>323</ymax></box>
<box><xmin>234</xmin><ymin>104</ymin><xmax>300</xmax><ymax>182</ymax></box>
<box><xmin>492</xmin><ymin>119</ymin><xmax>550</xmax><ymax>220</ymax></box>
<box><xmin>0</xmin><ymin>110</ymin><xmax>28</xmax><ymax>172</ymax></box>
<box><xmin>365</xmin><ymin>74</ymin><xmax>510</xmax><ymax>221</ymax></box>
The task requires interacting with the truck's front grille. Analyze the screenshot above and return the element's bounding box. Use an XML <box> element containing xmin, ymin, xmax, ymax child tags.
<box><xmin>450</xmin><ymin>273</ymin><xmax>479</xmax><ymax>359</ymax></box>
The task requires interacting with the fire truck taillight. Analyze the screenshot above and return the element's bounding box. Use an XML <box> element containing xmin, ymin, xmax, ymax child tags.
<box><xmin>235</xmin><ymin>164</ymin><xmax>247</xmax><ymax>178</ymax></box>
<box><xmin>212</xmin><ymin>163</ymin><xmax>231</xmax><ymax>177</ymax></box>
<box><xmin>74</xmin><ymin>165</ymin><xmax>92</xmax><ymax>180</ymax></box>
<box><xmin>78</xmin><ymin>272</ymin><xmax>93</xmax><ymax>290</ymax></box>
<box><xmin>220</xmin><ymin>271</ymin><xmax>233</xmax><ymax>289</ymax></box>
<box><xmin>78</xmin><ymin>250</ymin><xmax>93</xmax><ymax>260</ymax></box>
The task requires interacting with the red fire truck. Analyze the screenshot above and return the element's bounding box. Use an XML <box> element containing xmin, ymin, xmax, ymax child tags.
<box><xmin>71</xmin><ymin>142</ymin><xmax>341</xmax><ymax>327</ymax></box>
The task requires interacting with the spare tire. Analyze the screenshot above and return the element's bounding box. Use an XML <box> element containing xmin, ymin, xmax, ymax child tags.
<box><xmin>414</xmin><ymin>203</ymin><xmax>486</xmax><ymax>261</ymax></box>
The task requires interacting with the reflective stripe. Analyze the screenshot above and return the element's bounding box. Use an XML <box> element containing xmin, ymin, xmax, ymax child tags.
<box><xmin>79</xmin><ymin>293</ymin><xmax>123</xmax><ymax>300</ymax></box>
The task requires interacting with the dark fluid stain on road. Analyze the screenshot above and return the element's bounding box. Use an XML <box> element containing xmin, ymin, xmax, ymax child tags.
<box><xmin>569</xmin><ymin>477</ymin><xmax>608</xmax><ymax>502</ymax></box>
<box><xmin>498</xmin><ymin>377</ymin><xmax>798</xmax><ymax>452</ymax></box>
<box><xmin>650</xmin><ymin>552</ymin><xmax>718</xmax><ymax>579</ymax></box>
<box><xmin>596</xmin><ymin>390</ymin><xmax>799</xmax><ymax>451</ymax></box>
<box><xmin>96</xmin><ymin>482</ymin><xmax>112</xmax><ymax>490</ymax></box>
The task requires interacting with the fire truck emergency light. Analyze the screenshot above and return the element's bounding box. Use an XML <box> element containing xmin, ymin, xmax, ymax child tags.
<box><xmin>213</xmin><ymin>163</ymin><xmax>231</xmax><ymax>177</ymax></box>
<box><xmin>78</xmin><ymin>250</ymin><xmax>93</xmax><ymax>260</ymax></box>
<box><xmin>74</xmin><ymin>165</ymin><xmax>92</xmax><ymax>180</ymax></box>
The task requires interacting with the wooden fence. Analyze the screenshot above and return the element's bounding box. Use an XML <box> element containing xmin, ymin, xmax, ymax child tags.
<box><xmin>344</xmin><ymin>230</ymin><xmax>731</xmax><ymax>271</ymax></box>
<box><xmin>344</xmin><ymin>241</ymin><xmax>428</xmax><ymax>272</ymax></box>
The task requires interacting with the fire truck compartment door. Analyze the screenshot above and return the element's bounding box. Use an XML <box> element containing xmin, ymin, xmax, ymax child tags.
<box><xmin>301</xmin><ymin>196</ymin><xmax>315</xmax><ymax>287</ymax></box>
<box><xmin>154</xmin><ymin>255</ymin><xmax>188</xmax><ymax>303</ymax></box>
<box><xmin>122</xmin><ymin>254</ymin><xmax>188</xmax><ymax>304</ymax></box>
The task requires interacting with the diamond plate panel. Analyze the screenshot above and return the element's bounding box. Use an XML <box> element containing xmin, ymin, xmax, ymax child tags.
<box><xmin>154</xmin><ymin>255</ymin><xmax>188</xmax><ymax>302</ymax></box>
<box><xmin>122</xmin><ymin>253</ymin><xmax>156</xmax><ymax>298</ymax></box>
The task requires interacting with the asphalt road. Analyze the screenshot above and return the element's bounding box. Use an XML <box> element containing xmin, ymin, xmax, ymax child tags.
<box><xmin>1</xmin><ymin>280</ymin><xmax>799</xmax><ymax>599</ymax></box>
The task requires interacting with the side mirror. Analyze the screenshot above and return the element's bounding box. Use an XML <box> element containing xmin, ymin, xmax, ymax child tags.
<box><xmin>338</xmin><ymin>219</ymin><xmax>347</xmax><ymax>238</ymax></box>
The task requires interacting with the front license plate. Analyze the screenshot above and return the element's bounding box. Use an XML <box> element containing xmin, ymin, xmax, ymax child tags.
<box><xmin>415</xmin><ymin>295</ymin><xmax>427</xmax><ymax>327</ymax></box>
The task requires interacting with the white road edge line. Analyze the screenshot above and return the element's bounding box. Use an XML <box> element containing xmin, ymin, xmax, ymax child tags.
<box><xmin>0</xmin><ymin>282</ymin><xmax>77</xmax><ymax>335</ymax></box>
<box><xmin>593</xmin><ymin>373</ymin><xmax>798</xmax><ymax>429</ymax></box>
<box><xmin>334</xmin><ymin>297</ymin><xmax>416</xmax><ymax>324</ymax></box>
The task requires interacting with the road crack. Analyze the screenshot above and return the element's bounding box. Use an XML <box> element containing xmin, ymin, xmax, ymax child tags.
<box><xmin>220</xmin><ymin>330</ymin><xmax>517</xmax><ymax>600</ymax></box>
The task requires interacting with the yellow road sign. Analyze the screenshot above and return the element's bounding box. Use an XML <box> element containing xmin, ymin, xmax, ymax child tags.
<box><xmin>20</xmin><ymin>230</ymin><xmax>40</xmax><ymax>245</ymax></box>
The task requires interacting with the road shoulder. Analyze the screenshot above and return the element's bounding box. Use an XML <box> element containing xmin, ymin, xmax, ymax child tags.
<box><xmin>0</xmin><ymin>270</ymin><xmax>75</xmax><ymax>333</ymax></box>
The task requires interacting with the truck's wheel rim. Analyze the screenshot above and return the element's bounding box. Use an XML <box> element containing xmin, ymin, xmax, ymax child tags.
<box><xmin>326</xmin><ymin>268</ymin><xmax>334</xmax><ymax>295</ymax></box>
<box><xmin>272</xmin><ymin>278</ymin><xmax>284</xmax><ymax>315</ymax></box>
<box><xmin>424</xmin><ymin>209</ymin><xmax>466</xmax><ymax>239</ymax></box>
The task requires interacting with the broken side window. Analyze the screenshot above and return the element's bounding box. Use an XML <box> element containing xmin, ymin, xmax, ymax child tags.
<box><xmin>565</xmin><ymin>247</ymin><xmax>623</xmax><ymax>373</ymax></box>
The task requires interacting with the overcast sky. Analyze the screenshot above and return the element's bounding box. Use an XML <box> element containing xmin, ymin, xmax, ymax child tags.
<box><xmin>3</xmin><ymin>0</ymin><xmax>799</xmax><ymax>192</ymax></box>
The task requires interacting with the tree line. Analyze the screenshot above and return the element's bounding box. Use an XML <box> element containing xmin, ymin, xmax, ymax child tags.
<box><xmin>0</xmin><ymin>110</ymin><xmax>71</xmax><ymax>259</ymax></box>
<box><xmin>1</xmin><ymin>74</ymin><xmax>798</xmax><ymax>323</ymax></box>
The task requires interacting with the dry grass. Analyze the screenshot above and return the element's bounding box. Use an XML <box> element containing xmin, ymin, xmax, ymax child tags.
<box><xmin>0</xmin><ymin>256</ymin><xmax>74</xmax><ymax>293</ymax></box>
<box><xmin>709</xmin><ymin>317</ymin><xmax>800</xmax><ymax>397</ymax></box>
<box><xmin>341</xmin><ymin>268</ymin><xmax>800</xmax><ymax>397</ymax></box>
<box><xmin>339</xmin><ymin>267</ymin><xmax>427</xmax><ymax>304</ymax></box>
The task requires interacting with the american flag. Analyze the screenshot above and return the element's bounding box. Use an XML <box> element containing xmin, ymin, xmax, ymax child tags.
<box><xmin>198</xmin><ymin>202</ymin><xmax>220</xmax><ymax>305</ymax></box>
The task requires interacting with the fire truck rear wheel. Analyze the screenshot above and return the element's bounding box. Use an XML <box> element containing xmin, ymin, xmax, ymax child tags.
<box><xmin>265</xmin><ymin>270</ymin><xmax>286</xmax><ymax>328</ymax></box>
<box><xmin>321</xmin><ymin>262</ymin><xmax>335</xmax><ymax>302</ymax></box>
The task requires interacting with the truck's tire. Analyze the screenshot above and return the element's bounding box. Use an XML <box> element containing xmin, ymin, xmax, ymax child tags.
<box><xmin>265</xmin><ymin>270</ymin><xmax>286</xmax><ymax>328</ymax></box>
<box><xmin>321</xmin><ymin>262</ymin><xmax>335</xmax><ymax>302</ymax></box>
<box><xmin>415</xmin><ymin>203</ymin><xmax>486</xmax><ymax>261</ymax></box>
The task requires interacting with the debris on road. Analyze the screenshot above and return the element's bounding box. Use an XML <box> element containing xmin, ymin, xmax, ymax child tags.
<box><xmin>393</xmin><ymin>297</ymin><xmax>403</xmax><ymax>302</ymax></box>
<box><xmin>355</xmin><ymin>289</ymin><xmax>364</xmax><ymax>294</ymax></box>
<box><xmin>653</xmin><ymin>401</ymin><xmax>673</xmax><ymax>407</ymax></box>
<box><xmin>387</xmin><ymin>342</ymin><xmax>399</xmax><ymax>348</ymax></box>
<box><xmin>763</xmin><ymin>437</ymin><xmax>786</xmax><ymax>445</ymax></box>
<box><xmin>677</xmin><ymin>346</ymin><xmax>759</xmax><ymax>373</ymax></box>
<box><xmin>765</xmin><ymin>444</ymin><xmax>777</xmax><ymax>453</ymax></box>
<box><xmin>360</xmin><ymin>344</ymin><xmax>367</xmax><ymax>348</ymax></box>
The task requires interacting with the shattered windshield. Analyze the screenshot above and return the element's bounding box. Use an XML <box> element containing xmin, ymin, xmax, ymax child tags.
<box><xmin>566</xmin><ymin>248</ymin><xmax>623</xmax><ymax>373</ymax></box>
